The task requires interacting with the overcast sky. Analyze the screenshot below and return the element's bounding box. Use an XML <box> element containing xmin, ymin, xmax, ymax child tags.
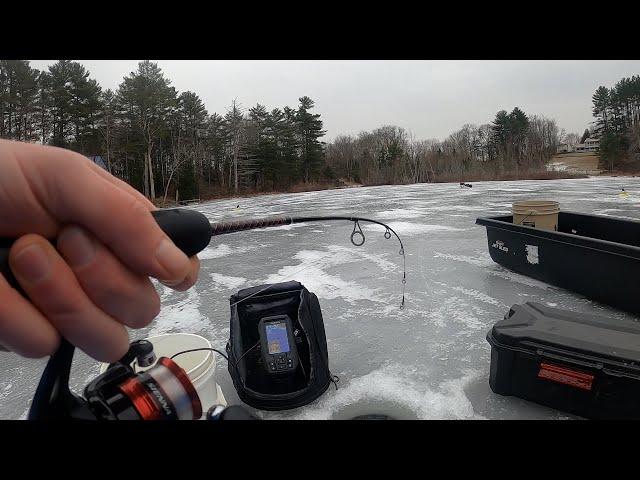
<box><xmin>29</xmin><ymin>60</ymin><xmax>640</xmax><ymax>141</ymax></box>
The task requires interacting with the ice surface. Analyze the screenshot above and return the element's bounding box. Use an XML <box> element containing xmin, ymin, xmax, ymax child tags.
<box><xmin>262</xmin><ymin>247</ymin><xmax>383</xmax><ymax>304</ymax></box>
<box><xmin>209</xmin><ymin>273</ymin><xmax>248</xmax><ymax>290</ymax></box>
<box><xmin>260</xmin><ymin>363</ymin><xmax>485</xmax><ymax>420</ymax></box>
<box><xmin>148</xmin><ymin>287</ymin><xmax>209</xmax><ymax>336</ymax></box>
<box><xmin>376</xmin><ymin>208</ymin><xmax>427</xmax><ymax>219</ymax></box>
<box><xmin>363</xmin><ymin>221</ymin><xmax>466</xmax><ymax>235</ymax></box>
<box><xmin>198</xmin><ymin>243</ymin><xmax>259</xmax><ymax>260</ymax></box>
<box><xmin>2</xmin><ymin>176</ymin><xmax>640</xmax><ymax>420</ymax></box>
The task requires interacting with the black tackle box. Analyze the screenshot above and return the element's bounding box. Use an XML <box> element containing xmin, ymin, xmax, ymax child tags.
<box><xmin>487</xmin><ymin>302</ymin><xmax>640</xmax><ymax>419</ymax></box>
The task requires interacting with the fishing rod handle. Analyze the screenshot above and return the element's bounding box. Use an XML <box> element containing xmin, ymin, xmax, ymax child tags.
<box><xmin>210</xmin><ymin>216</ymin><xmax>292</xmax><ymax>236</ymax></box>
<box><xmin>0</xmin><ymin>208</ymin><xmax>212</xmax><ymax>294</ymax></box>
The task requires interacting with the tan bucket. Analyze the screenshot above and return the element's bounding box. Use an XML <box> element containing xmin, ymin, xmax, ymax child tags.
<box><xmin>512</xmin><ymin>200</ymin><xmax>559</xmax><ymax>231</ymax></box>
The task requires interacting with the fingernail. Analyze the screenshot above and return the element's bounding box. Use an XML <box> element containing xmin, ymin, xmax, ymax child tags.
<box><xmin>155</xmin><ymin>238</ymin><xmax>189</xmax><ymax>282</ymax></box>
<box><xmin>160</xmin><ymin>269</ymin><xmax>195</xmax><ymax>289</ymax></box>
<box><xmin>13</xmin><ymin>244</ymin><xmax>51</xmax><ymax>284</ymax></box>
<box><xmin>62</xmin><ymin>227</ymin><xmax>95</xmax><ymax>267</ymax></box>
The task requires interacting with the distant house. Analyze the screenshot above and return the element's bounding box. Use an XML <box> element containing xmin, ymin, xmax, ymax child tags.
<box><xmin>557</xmin><ymin>138</ymin><xmax>599</xmax><ymax>154</ymax></box>
<box><xmin>87</xmin><ymin>155</ymin><xmax>108</xmax><ymax>170</ymax></box>
<box><xmin>557</xmin><ymin>143</ymin><xmax>575</xmax><ymax>153</ymax></box>
<box><xmin>574</xmin><ymin>137</ymin><xmax>599</xmax><ymax>153</ymax></box>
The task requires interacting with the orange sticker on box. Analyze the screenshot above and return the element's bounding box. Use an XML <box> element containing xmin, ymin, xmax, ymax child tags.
<box><xmin>538</xmin><ymin>363</ymin><xmax>594</xmax><ymax>391</ymax></box>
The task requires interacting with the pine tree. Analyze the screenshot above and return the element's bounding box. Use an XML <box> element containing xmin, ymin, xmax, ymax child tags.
<box><xmin>175</xmin><ymin>91</ymin><xmax>208</xmax><ymax>200</ymax></box>
<box><xmin>489</xmin><ymin>109</ymin><xmax>509</xmax><ymax>165</ymax></box>
<box><xmin>47</xmin><ymin>60</ymin><xmax>77</xmax><ymax>147</ymax></box>
<box><xmin>592</xmin><ymin>86</ymin><xmax>610</xmax><ymax>135</ymax></box>
<box><xmin>0</xmin><ymin>60</ymin><xmax>40</xmax><ymax>141</ymax></box>
<box><xmin>296</xmin><ymin>96</ymin><xmax>325</xmax><ymax>183</ymax></box>
<box><xmin>203</xmin><ymin>113</ymin><xmax>226</xmax><ymax>187</ymax></box>
<box><xmin>281</xmin><ymin>106</ymin><xmax>300</xmax><ymax>184</ymax></box>
<box><xmin>580</xmin><ymin>128</ymin><xmax>591</xmax><ymax>143</ymax></box>
<box><xmin>97</xmin><ymin>89</ymin><xmax>117</xmax><ymax>173</ymax></box>
<box><xmin>223</xmin><ymin>100</ymin><xmax>245</xmax><ymax>193</ymax></box>
<box><xmin>508</xmin><ymin>107</ymin><xmax>530</xmax><ymax>166</ymax></box>
<box><xmin>248</xmin><ymin>103</ymin><xmax>271</xmax><ymax>189</ymax></box>
<box><xmin>36</xmin><ymin>70</ymin><xmax>53</xmax><ymax>144</ymax></box>
<box><xmin>116</xmin><ymin>61</ymin><xmax>176</xmax><ymax>199</ymax></box>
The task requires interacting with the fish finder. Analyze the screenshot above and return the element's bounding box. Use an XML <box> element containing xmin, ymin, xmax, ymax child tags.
<box><xmin>258</xmin><ymin>315</ymin><xmax>299</xmax><ymax>375</ymax></box>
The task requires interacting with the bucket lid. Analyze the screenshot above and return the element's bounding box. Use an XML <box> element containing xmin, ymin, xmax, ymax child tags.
<box><xmin>99</xmin><ymin>333</ymin><xmax>215</xmax><ymax>383</ymax></box>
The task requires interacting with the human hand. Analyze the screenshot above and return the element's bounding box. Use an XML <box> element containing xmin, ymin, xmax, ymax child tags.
<box><xmin>0</xmin><ymin>139</ymin><xmax>200</xmax><ymax>362</ymax></box>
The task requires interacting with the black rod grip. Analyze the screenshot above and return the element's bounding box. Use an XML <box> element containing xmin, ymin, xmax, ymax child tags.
<box><xmin>151</xmin><ymin>208</ymin><xmax>212</xmax><ymax>258</ymax></box>
<box><xmin>210</xmin><ymin>216</ymin><xmax>291</xmax><ymax>236</ymax></box>
<box><xmin>0</xmin><ymin>208</ymin><xmax>212</xmax><ymax>293</ymax></box>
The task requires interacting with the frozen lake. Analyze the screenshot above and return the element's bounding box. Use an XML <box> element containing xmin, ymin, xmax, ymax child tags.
<box><xmin>3</xmin><ymin>176</ymin><xmax>640</xmax><ymax>420</ymax></box>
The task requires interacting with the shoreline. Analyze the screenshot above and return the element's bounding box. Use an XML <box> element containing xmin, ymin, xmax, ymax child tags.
<box><xmin>152</xmin><ymin>170</ymin><xmax>634</xmax><ymax>207</ymax></box>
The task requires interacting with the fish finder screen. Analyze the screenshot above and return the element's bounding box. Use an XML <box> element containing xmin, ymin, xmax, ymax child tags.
<box><xmin>266</xmin><ymin>322</ymin><xmax>290</xmax><ymax>354</ymax></box>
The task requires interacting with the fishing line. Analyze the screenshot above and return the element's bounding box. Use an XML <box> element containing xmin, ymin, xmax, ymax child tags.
<box><xmin>171</xmin><ymin>347</ymin><xmax>229</xmax><ymax>362</ymax></box>
<box><xmin>211</xmin><ymin>215</ymin><xmax>407</xmax><ymax>309</ymax></box>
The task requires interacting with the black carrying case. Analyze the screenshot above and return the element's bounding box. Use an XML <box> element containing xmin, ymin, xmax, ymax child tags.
<box><xmin>226</xmin><ymin>281</ymin><xmax>333</xmax><ymax>411</ymax></box>
<box><xmin>487</xmin><ymin>302</ymin><xmax>640</xmax><ymax>419</ymax></box>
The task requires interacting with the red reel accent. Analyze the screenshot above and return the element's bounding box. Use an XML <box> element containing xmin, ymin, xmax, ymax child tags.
<box><xmin>118</xmin><ymin>357</ymin><xmax>202</xmax><ymax>420</ymax></box>
<box><xmin>119</xmin><ymin>377</ymin><xmax>163</xmax><ymax>420</ymax></box>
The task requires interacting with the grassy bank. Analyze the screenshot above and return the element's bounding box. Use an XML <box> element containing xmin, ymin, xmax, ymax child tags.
<box><xmin>600</xmin><ymin>171</ymin><xmax>640</xmax><ymax>177</ymax></box>
<box><xmin>154</xmin><ymin>170</ymin><xmax>589</xmax><ymax>207</ymax></box>
<box><xmin>429</xmin><ymin>169</ymin><xmax>589</xmax><ymax>183</ymax></box>
<box><xmin>155</xmin><ymin>181</ymin><xmax>339</xmax><ymax>207</ymax></box>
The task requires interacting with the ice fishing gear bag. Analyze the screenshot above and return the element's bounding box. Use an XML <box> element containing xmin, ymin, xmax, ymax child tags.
<box><xmin>226</xmin><ymin>281</ymin><xmax>334</xmax><ymax>410</ymax></box>
<box><xmin>487</xmin><ymin>302</ymin><xmax>640</xmax><ymax>419</ymax></box>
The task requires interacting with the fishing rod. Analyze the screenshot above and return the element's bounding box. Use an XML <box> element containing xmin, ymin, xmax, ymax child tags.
<box><xmin>157</xmin><ymin>209</ymin><xmax>407</xmax><ymax>308</ymax></box>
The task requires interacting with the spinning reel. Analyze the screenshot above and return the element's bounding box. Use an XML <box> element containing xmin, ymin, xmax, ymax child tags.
<box><xmin>29</xmin><ymin>338</ymin><xmax>202</xmax><ymax>420</ymax></box>
<box><xmin>28</xmin><ymin>337</ymin><xmax>256</xmax><ymax>420</ymax></box>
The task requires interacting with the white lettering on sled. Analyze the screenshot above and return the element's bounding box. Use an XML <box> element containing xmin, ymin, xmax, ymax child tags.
<box><xmin>525</xmin><ymin>245</ymin><xmax>539</xmax><ymax>264</ymax></box>
<box><xmin>491</xmin><ymin>240</ymin><xmax>509</xmax><ymax>253</ymax></box>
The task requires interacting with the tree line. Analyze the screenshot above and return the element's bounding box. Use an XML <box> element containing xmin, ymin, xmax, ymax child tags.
<box><xmin>325</xmin><ymin>107</ymin><xmax>561</xmax><ymax>184</ymax></box>
<box><xmin>2</xmin><ymin>60</ymin><xmax>574</xmax><ymax>200</ymax></box>
<box><xmin>592</xmin><ymin>75</ymin><xmax>640</xmax><ymax>171</ymax></box>
<box><xmin>0</xmin><ymin>60</ymin><xmax>326</xmax><ymax>202</ymax></box>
